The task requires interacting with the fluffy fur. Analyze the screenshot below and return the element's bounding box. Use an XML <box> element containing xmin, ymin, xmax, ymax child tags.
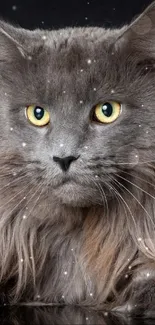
<box><xmin>0</xmin><ymin>1</ymin><xmax>155</xmax><ymax>316</ymax></box>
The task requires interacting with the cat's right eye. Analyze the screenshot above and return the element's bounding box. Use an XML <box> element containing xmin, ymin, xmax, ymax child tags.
<box><xmin>25</xmin><ymin>105</ymin><xmax>50</xmax><ymax>127</ymax></box>
<box><xmin>91</xmin><ymin>101</ymin><xmax>122</xmax><ymax>124</ymax></box>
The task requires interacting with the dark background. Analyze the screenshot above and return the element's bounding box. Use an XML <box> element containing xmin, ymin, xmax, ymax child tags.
<box><xmin>0</xmin><ymin>0</ymin><xmax>153</xmax><ymax>31</ymax></box>
<box><xmin>0</xmin><ymin>0</ymin><xmax>154</xmax><ymax>324</ymax></box>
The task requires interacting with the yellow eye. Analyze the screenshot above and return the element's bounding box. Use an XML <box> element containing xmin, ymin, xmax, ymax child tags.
<box><xmin>92</xmin><ymin>101</ymin><xmax>121</xmax><ymax>124</ymax></box>
<box><xmin>26</xmin><ymin>105</ymin><xmax>50</xmax><ymax>127</ymax></box>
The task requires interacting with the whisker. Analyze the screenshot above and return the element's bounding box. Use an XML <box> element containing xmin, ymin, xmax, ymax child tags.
<box><xmin>107</xmin><ymin>175</ymin><xmax>137</xmax><ymax>229</ymax></box>
<box><xmin>112</xmin><ymin>176</ymin><xmax>155</xmax><ymax>228</ymax></box>
<box><xmin>0</xmin><ymin>174</ymin><xmax>28</xmax><ymax>193</ymax></box>
<box><xmin>116</xmin><ymin>174</ymin><xmax>155</xmax><ymax>201</ymax></box>
<box><xmin>116</xmin><ymin>167</ymin><xmax>155</xmax><ymax>190</ymax></box>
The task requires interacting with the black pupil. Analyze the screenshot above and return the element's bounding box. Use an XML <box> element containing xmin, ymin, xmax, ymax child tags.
<box><xmin>102</xmin><ymin>103</ymin><xmax>113</xmax><ymax>117</ymax></box>
<box><xmin>34</xmin><ymin>107</ymin><xmax>44</xmax><ymax>120</ymax></box>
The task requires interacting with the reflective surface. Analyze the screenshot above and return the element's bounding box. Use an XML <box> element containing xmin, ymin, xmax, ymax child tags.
<box><xmin>0</xmin><ymin>306</ymin><xmax>155</xmax><ymax>325</ymax></box>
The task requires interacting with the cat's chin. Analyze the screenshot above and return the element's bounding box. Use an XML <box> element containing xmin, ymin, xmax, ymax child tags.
<box><xmin>51</xmin><ymin>181</ymin><xmax>106</xmax><ymax>207</ymax></box>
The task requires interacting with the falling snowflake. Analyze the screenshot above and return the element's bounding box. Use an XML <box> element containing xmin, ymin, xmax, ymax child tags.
<box><xmin>22</xmin><ymin>142</ymin><xmax>27</xmax><ymax>147</ymax></box>
<box><xmin>12</xmin><ymin>5</ymin><xmax>17</xmax><ymax>11</ymax></box>
<box><xmin>87</xmin><ymin>59</ymin><xmax>92</xmax><ymax>64</ymax></box>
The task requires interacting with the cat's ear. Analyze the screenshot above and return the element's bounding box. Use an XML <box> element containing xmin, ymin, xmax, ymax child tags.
<box><xmin>0</xmin><ymin>20</ymin><xmax>38</xmax><ymax>62</ymax></box>
<box><xmin>113</xmin><ymin>1</ymin><xmax>155</xmax><ymax>58</ymax></box>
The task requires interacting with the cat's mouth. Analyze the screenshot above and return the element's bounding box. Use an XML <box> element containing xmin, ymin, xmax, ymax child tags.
<box><xmin>51</xmin><ymin>175</ymin><xmax>77</xmax><ymax>189</ymax></box>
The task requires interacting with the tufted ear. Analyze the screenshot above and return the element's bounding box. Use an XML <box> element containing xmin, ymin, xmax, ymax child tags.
<box><xmin>0</xmin><ymin>20</ymin><xmax>29</xmax><ymax>62</ymax></box>
<box><xmin>112</xmin><ymin>1</ymin><xmax>155</xmax><ymax>59</ymax></box>
<box><xmin>0</xmin><ymin>20</ymin><xmax>43</xmax><ymax>63</ymax></box>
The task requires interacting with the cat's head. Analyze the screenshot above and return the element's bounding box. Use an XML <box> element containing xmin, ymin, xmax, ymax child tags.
<box><xmin>1</xmin><ymin>2</ymin><xmax>155</xmax><ymax>208</ymax></box>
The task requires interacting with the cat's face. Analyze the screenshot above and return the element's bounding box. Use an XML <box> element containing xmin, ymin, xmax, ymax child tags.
<box><xmin>1</xmin><ymin>2</ymin><xmax>155</xmax><ymax>208</ymax></box>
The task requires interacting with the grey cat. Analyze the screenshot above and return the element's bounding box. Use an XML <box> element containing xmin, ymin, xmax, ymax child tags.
<box><xmin>0</xmin><ymin>0</ymin><xmax>155</xmax><ymax>317</ymax></box>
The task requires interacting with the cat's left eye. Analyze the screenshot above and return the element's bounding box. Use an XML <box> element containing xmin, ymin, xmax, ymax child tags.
<box><xmin>26</xmin><ymin>105</ymin><xmax>50</xmax><ymax>127</ymax></box>
<box><xmin>91</xmin><ymin>101</ymin><xmax>122</xmax><ymax>124</ymax></box>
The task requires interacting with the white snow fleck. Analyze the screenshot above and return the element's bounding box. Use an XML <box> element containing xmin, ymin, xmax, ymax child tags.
<box><xmin>28</xmin><ymin>55</ymin><xmax>32</xmax><ymax>60</ymax></box>
<box><xmin>12</xmin><ymin>5</ymin><xmax>17</xmax><ymax>10</ymax></box>
<box><xmin>89</xmin><ymin>292</ymin><xmax>93</xmax><ymax>296</ymax></box>
<box><xmin>86</xmin><ymin>317</ymin><xmax>89</xmax><ymax>320</ymax></box>
<box><xmin>42</xmin><ymin>35</ymin><xmax>47</xmax><ymax>40</ymax></box>
<box><xmin>10</xmin><ymin>127</ymin><xmax>13</xmax><ymax>131</ymax></box>
<box><xmin>30</xmin><ymin>256</ymin><xmax>33</xmax><ymax>259</ymax></box>
<box><xmin>62</xmin><ymin>295</ymin><xmax>65</xmax><ymax>299</ymax></box>
<box><xmin>22</xmin><ymin>142</ymin><xmax>27</xmax><ymax>147</ymax></box>
<box><xmin>21</xmin><ymin>258</ymin><xmax>24</xmax><ymax>263</ymax></box>
<box><xmin>23</xmin><ymin>215</ymin><xmax>27</xmax><ymax>220</ymax></box>
<box><xmin>63</xmin><ymin>90</ymin><xmax>66</xmax><ymax>94</ymax></box>
<box><xmin>93</xmin><ymin>88</ymin><xmax>97</xmax><ymax>91</ymax></box>
<box><xmin>139</xmin><ymin>124</ymin><xmax>142</xmax><ymax>128</ymax></box>
<box><xmin>95</xmin><ymin>175</ymin><xmax>99</xmax><ymax>178</ymax></box>
<box><xmin>125</xmin><ymin>274</ymin><xmax>129</xmax><ymax>278</ymax></box>
<box><xmin>80</xmin><ymin>100</ymin><xmax>83</xmax><ymax>104</ymax></box>
<box><xmin>141</xmin><ymin>104</ymin><xmax>144</xmax><ymax>107</ymax></box>
<box><xmin>146</xmin><ymin>272</ymin><xmax>150</xmax><ymax>277</ymax></box>
<box><xmin>138</xmin><ymin>237</ymin><xmax>142</xmax><ymax>242</ymax></box>
<box><xmin>36</xmin><ymin>295</ymin><xmax>40</xmax><ymax>299</ymax></box>
<box><xmin>71</xmin><ymin>248</ymin><xmax>74</xmax><ymax>251</ymax></box>
<box><xmin>80</xmin><ymin>69</ymin><xmax>84</xmax><ymax>72</ymax></box>
<box><xmin>12</xmin><ymin>172</ymin><xmax>17</xmax><ymax>176</ymax></box>
<box><xmin>104</xmin><ymin>312</ymin><xmax>108</xmax><ymax>316</ymax></box>
<box><xmin>128</xmin><ymin>265</ymin><xmax>132</xmax><ymax>270</ymax></box>
<box><xmin>87</xmin><ymin>59</ymin><xmax>92</xmax><ymax>64</ymax></box>
<box><xmin>111</xmin><ymin>89</ymin><xmax>115</xmax><ymax>94</ymax></box>
<box><xmin>60</xmin><ymin>143</ymin><xmax>64</xmax><ymax>147</ymax></box>
<box><xmin>85</xmin><ymin>17</ymin><xmax>88</xmax><ymax>20</ymax></box>
<box><xmin>4</xmin><ymin>92</ymin><xmax>7</xmax><ymax>96</ymax></box>
<box><xmin>84</xmin><ymin>146</ymin><xmax>88</xmax><ymax>149</ymax></box>
<box><xmin>64</xmin><ymin>271</ymin><xmax>68</xmax><ymax>275</ymax></box>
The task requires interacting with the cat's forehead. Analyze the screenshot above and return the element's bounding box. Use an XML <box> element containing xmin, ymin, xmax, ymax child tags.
<box><xmin>38</xmin><ymin>27</ymin><xmax>121</xmax><ymax>67</ymax></box>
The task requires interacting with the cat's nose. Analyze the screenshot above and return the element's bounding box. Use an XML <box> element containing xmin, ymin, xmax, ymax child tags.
<box><xmin>53</xmin><ymin>155</ymin><xmax>79</xmax><ymax>172</ymax></box>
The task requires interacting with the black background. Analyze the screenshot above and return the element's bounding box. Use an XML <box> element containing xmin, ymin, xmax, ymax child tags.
<box><xmin>0</xmin><ymin>0</ymin><xmax>153</xmax><ymax>30</ymax></box>
<box><xmin>0</xmin><ymin>0</ymin><xmax>154</xmax><ymax>324</ymax></box>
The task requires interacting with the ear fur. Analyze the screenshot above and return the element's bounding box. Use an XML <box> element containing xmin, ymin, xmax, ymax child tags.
<box><xmin>113</xmin><ymin>1</ymin><xmax>155</xmax><ymax>58</ymax></box>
